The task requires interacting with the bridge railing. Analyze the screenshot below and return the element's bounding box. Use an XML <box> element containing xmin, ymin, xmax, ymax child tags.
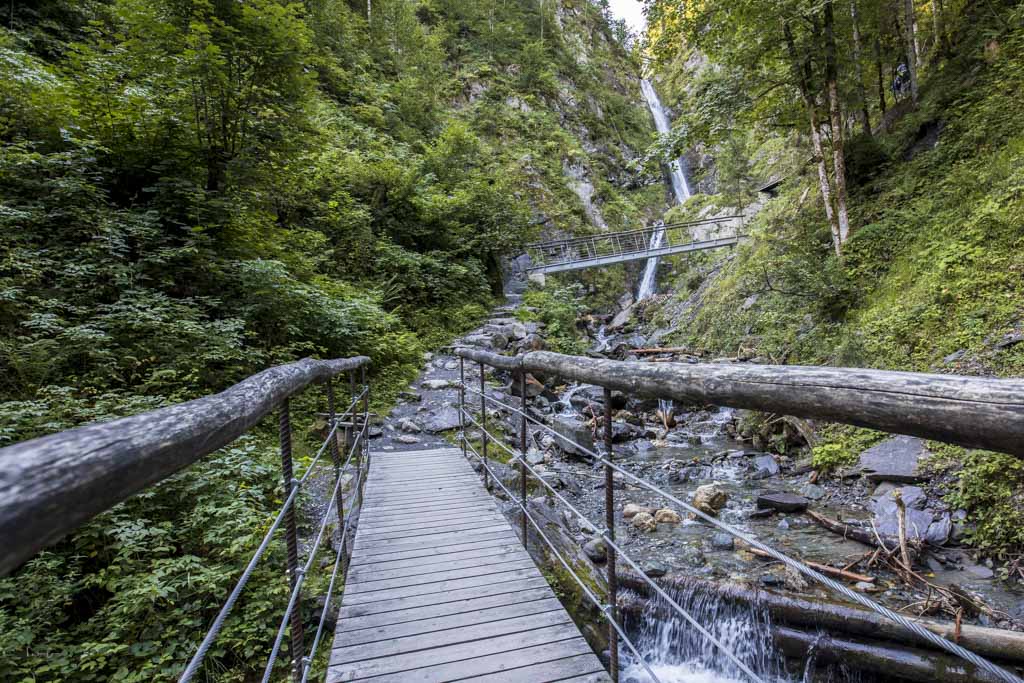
<box><xmin>454</xmin><ymin>347</ymin><xmax>1024</xmax><ymax>683</ymax></box>
<box><xmin>0</xmin><ymin>356</ymin><xmax>373</xmax><ymax>682</ymax></box>
<box><xmin>524</xmin><ymin>215</ymin><xmax>744</xmax><ymax>271</ymax></box>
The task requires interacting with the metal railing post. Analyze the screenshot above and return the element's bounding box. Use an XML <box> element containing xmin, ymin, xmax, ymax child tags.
<box><xmin>519</xmin><ymin>371</ymin><xmax>528</xmax><ymax>547</ymax></box>
<box><xmin>479</xmin><ymin>361</ymin><xmax>489</xmax><ymax>490</ymax></box>
<box><xmin>361</xmin><ymin>365</ymin><xmax>370</xmax><ymax>469</ymax></box>
<box><xmin>326</xmin><ymin>381</ymin><xmax>346</xmax><ymax>572</ymax></box>
<box><xmin>278</xmin><ymin>398</ymin><xmax>303</xmax><ymax>683</ymax></box>
<box><xmin>603</xmin><ymin>387</ymin><xmax>619</xmax><ymax>682</ymax></box>
<box><xmin>459</xmin><ymin>358</ymin><xmax>467</xmax><ymax>460</ymax></box>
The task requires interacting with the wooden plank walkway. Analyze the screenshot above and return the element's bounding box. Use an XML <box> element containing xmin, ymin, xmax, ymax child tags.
<box><xmin>327</xmin><ymin>447</ymin><xmax>611</xmax><ymax>683</ymax></box>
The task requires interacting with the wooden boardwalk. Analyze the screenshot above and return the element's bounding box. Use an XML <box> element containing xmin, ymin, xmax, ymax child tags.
<box><xmin>327</xmin><ymin>447</ymin><xmax>610</xmax><ymax>683</ymax></box>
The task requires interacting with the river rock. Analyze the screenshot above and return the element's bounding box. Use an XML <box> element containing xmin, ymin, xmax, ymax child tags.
<box><xmin>421</xmin><ymin>379</ymin><xmax>452</xmax><ymax>390</ymax></box>
<box><xmin>669</xmin><ymin>465</ymin><xmax>712</xmax><ymax>483</ymax></box>
<box><xmin>423</xmin><ymin>406</ymin><xmax>461</xmax><ymax>433</ymax></box>
<box><xmin>510</xmin><ymin>373</ymin><xmax>545</xmax><ymax>398</ymax></box>
<box><xmin>642</xmin><ymin>561</ymin><xmax>668</xmax><ymax>578</ymax></box>
<box><xmin>750</xmin><ymin>454</ymin><xmax>780</xmax><ymax>479</ymax></box>
<box><xmin>856</xmin><ymin>435</ymin><xmax>930</xmax><ymax>483</ymax></box>
<box><xmin>396</xmin><ymin>435</ymin><xmax>419</xmax><ymax>444</ymax></box>
<box><xmin>398</xmin><ymin>391</ymin><xmax>422</xmax><ymax>402</ymax></box>
<box><xmin>709</xmin><ymin>533</ymin><xmax>735</xmax><ymax>550</ymax></box>
<box><xmin>693</xmin><ymin>484</ymin><xmax>728</xmax><ymax>516</ymax></box>
<box><xmin>623</xmin><ymin>503</ymin><xmax>653</xmax><ymax>518</ymax></box>
<box><xmin>756</xmin><ymin>492</ymin><xmax>809</xmax><ymax>513</ymax></box>
<box><xmin>872</xmin><ymin>488</ymin><xmax>951</xmax><ymax>545</ymax></box>
<box><xmin>654</xmin><ymin>509</ymin><xmax>681</xmax><ymax>524</ymax></box>
<box><xmin>549</xmin><ymin>415</ymin><xmax>595</xmax><ymax>457</ymax></box>
<box><xmin>631</xmin><ymin>512</ymin><xmax>657</xmax><ymax>532</ymax></box>
<box><xmin>525</xmin><ymin>448</ymin><xmax>545</xmax><ymax>465</ymax></box>
<box><xmin>397</xmin><ymin>418</ymin><xmax>422</xmax><ymax>433</ymax></box>
<box><xmin>799</xmin><ymin>483</ymin><xmax>827</xmax><ymax>500</ymax></box>
<box><xmin>583</xmin><ymin>536</ymin><xmax>607</xmax><ymax>563</ymax></box>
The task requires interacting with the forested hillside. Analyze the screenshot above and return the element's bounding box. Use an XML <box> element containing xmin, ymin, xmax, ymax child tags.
<box><xmin>630</xmin><ymin>0</ymin><xmax>1024</xmax><ymax>561</ymax></box>
<box><xmin>0</xmin><ymin>1</ymin><xmax>659</xmax><ymax>679</ymax></box>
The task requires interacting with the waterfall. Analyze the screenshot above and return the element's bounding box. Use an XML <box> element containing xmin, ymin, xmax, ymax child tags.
<box><xmin>621</xmin><ymin>582</ymin><xmax>790</xmax><ymax>683</ymax></box>
<box><xmin>638</xmin><ymin>78</ymin><xmax>692</xmax><ymax>300</ymax></box>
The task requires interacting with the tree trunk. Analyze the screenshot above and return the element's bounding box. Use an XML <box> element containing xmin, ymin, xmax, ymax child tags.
<box><xmin>904</xmin><ymin>0</ymin><xmax>921</xmax><ymax>102</ymax></box>
<box><xmin>850</xmin><ymin>0</ymin><xmax>872</xmax><ymax>136</ymax></box>
<box><xmin>931</xmin><ymin>0</ymin><xmax>945</xmax><ymax>55</ymax></box>
<box><xmin>824</xmin><ymin>1</ymin><xmax>852</xmax><ymax>246</ymax></box>
<box><xmin>783</xmin><ymin>21</ymin><xmax>842</xmax><ymax>256</ymax></box>
<box><xmin>875</xmin><ymin>36</ymin><xmax>887</xmax><ymax>116</ymax></box>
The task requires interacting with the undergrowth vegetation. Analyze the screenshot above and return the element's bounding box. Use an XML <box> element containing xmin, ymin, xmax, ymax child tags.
<box><xmin>0</xmin><ymin>0</ymin><xmax>656</xmax><ymax>679</ymax></box>
<box><xmin>646</xmin><ymin>1</ymin><xmax>1024</xmax><ymax>563</ymax></box>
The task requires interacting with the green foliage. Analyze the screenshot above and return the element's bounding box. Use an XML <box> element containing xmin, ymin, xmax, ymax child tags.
<box><xmin>811</xmin><ymin>425</ymin><xmax>886</xmax><ymax>472</ymax></box>
<box><xmin>520</xmin><ymin>285</ymin><xmax>588</xmax><ymax>354</ymax></box>
<box><xmin>0</xmin><ymin>0</ymin><xmax>655</xmax><ymax>678</ymax></box>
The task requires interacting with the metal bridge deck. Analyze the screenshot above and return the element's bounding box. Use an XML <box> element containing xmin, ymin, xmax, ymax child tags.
<box><xmin>327</xmin><ymin>447</ymin><xmax>610</xmax><ymax>683</ymax></box>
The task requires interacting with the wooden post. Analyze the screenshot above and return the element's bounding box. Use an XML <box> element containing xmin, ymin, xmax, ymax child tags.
<box><xmin>278</xmin><ymin>399</ymin><xmax>303</xmax><ymax>682</ymax></box>
<box><xmin>360</xmin><ymin>366</ymin><xmax>370</xmax><ymax>469</ymax></box>
<box><xmin>519</xmin><ymin>371</ymin><xmax>528</xmax><ymax>547</ymax></box>
<box><xmin>479</xmin><ymin>361</ymin><xmax>489</xmax><ymax>489</ymax></box>
<box><xmin>603</xmin><ymin>387</ymin><xmax>619</xmax><ymax>682</ymax></box>
<box><xmin>459</xmin><ymin>357</ymin><xmax>467</xmax><ymax>460</ymax></box>
<box><xmin>326</xmin><ymin>381</ymin><xmax>346</xmax><ymax>571</ymax></box>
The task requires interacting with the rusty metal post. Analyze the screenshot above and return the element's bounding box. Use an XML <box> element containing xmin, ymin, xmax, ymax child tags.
<box><xmin>278</xmin><ymin>398</ymin><xmax>303</xmax><ymax>682</ymax></box>
<box><xmin>518</xmin><ymin>371</ymin><xmax>528</xmax><ymax>547</ymax></box>
<box><xmin>459</xmin><ymin>357</ymin><xmax>467</xmax><ymax>460</ymax></box>
<box><xmin>326</xmin><ymin>381</ymin><xmax>346</xmax><ymax>571</ymax></box>
<box><xmin>603</xmin><ymin>387</ymin><xmax>619</xmax><ymax>682</ymax></box>
<box><xmin>479</xmin><ymin>361</ymin><xmax>489</xmax><ymax>489</ymax></box>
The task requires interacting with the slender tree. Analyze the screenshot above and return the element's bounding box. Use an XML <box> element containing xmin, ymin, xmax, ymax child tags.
<box><xmin>850</xmin><ymin>0</ymin><xmax>872</xmax><ymax>136</ymax></box>
<box><xmin>904</xmin><ymin>0</ymin><xmax>921</xmax><ymax>101</ymax></box>
<box><xmin>824</xmin><ymin>0</ymin><xmax>852</xmax><ymax>245</ymax></box>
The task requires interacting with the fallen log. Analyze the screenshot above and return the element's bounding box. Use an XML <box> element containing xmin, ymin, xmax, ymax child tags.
<box><xmin>805</xmin><ymin>509</ymin><xmax>919</xmax><ymax>557</ymax></box>
<box><xmin>631</xmin><ymin>347</ymin><xmax>698</xmax><ymax>355</ymax></box>
<box><xmin>748</xmin><ymin>547</ymin><xmax>875</xmax><ymax>583</ymax></box>
<box><xmin>616</xmin><ymin>571</ymin><xmax>1024</xmax><ymax>666</ymax></box>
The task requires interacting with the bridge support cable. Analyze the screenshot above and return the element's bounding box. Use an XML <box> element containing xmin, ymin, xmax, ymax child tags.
<box><xmin>180</xmin><ymin>372</ymin><xmax>372</xmax><ymax>683</ymax></box>
<box><xmin>455</xmin><ymin>348</ymin><xmax>1024</xmax><ymax>683</ymax></box>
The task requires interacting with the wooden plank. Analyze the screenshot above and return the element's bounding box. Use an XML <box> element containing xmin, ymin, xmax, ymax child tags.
<box><xmin>347</xmin><ymin>535</ymin><xmax>520</xmax><ymax>566</ymax></box>
<box><xmin>327</xmin><ymin>623</ymin><xmax>583</xmax><ymax>680</ymax></box>
<box><xmin>354</xmin><ymin>521</ymin><xmax>510</xmax><ymax>544</ymax></box>
<box><xmin>350</xmin><ymin>530</ymin><xmax>521</xmax><ymax>559</ymax></box>
<box><xmin>346</xmin><ymin>545</ymin><xmax>530</xmax><ymax>580</ymax></box>
<box><xmin>342</xmin><ymin>567</ymin><xmax>541</xmax><ymax>605</ymax></box>
<box><xmin>356</xmin><ymin>504</ymin><xmax>498</xmax><ymax>527</ymax></box>
<box><xmin>357</xmin><ymin>508</ymin><xmax>501</xmax><ymax>531</ymax></box>
<box><xmin>332</xmin><ymin>597</ymin><xmax>565</xmax><ymax>648</ymax></box>
<box><xmin>359</xmin><ymin>499</ymin><xmax>494</xmax><ymax>517</ymax></box>
<box><xmin>331</xmin><ymin>610</ymin><xmax>573</xmax><ymax>665</ymax></box>
<box><xmin>345</xmin><ymin>559</ymin><xmax>536</xmax><ymax>593</ymax></box>
<box><xmin>338</xmin><ymin>577</ymin><xmax>553</xmax><ymax>619</ymax></box>
<box><xmin>458</xmin><ymin>654</ymin><xmax>611</xmax><ymax>682</ymax></box>
<box><xmin>357</xmin><ymin>514</ymin><xmax>505</xmax><ymax>537</ymax></box>
<box><xmin>335</xmin><ymin>586</ymin><xmax>557</xmax><ymax>632</ymax></box>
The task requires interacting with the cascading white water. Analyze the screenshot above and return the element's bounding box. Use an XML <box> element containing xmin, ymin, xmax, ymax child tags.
<box><xmin>620</xmin><ymin>581</ymin><xmax>791</xmax><ymax>683</ymax></box>
<box><xmin>637</xmin><ymin>79</ymin><xmax>692</xmax><ymax>301</ymax></box>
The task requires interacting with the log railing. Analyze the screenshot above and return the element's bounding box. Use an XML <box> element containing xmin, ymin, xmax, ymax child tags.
<box><xmin>0</xmin><ymin>356</ymin><xmax>372</xmax><ymax>683</ymax></box>
<box><xmin>454</xmin><ymin>347</ymin><xmax>1024</xmax><ymax>683</ymax></box>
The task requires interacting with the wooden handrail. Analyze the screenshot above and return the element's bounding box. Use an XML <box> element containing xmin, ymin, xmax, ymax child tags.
<box><xmin>454</xmin><ymin>349</ymin><xmax>1024</xmax><ymax>458</ymax></box>
<box><xmin>0</xmin><ymin>356</ymin><xmax>370</xmax><ymax>576</ymax></box>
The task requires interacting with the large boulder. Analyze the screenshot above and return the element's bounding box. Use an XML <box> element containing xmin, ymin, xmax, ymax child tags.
<box><xmin>750</xmin><ymin>454</ymin><xmax>780</xmax><ymax>479</ymax></box>
<box><xmin>872</xmin><ymin>486</ymin><xmax>951</xmax><ymax>545</ymax></box>
<box><xmin>631</xmin><ymin>512</ymin><xmax>657</xmax><ymax>532</ymax></box>
<box><xmin>693</xmin><ymin>484</ymin><xmax>728</xmax><ymax>516</ymax></box>
<box><xmin>856</xmin><ymin>436</ymin><xmax>930</xmax><ymax>483</ymax></box>
<box><xmin>549</xmin><ymin>415</ymin><xmax>595</xmax><ymax>457</ymax></box>
<box><xmin>423</xmin><ymin>406</ymin><xmax>461</xmax><ymax>433</ymax></box>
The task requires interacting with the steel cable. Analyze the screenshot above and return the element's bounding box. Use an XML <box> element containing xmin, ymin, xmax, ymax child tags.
<box><xmin>462</xmin><ymin>382</ymin><xmax>1024</xmax><ymax>683</ymax></box>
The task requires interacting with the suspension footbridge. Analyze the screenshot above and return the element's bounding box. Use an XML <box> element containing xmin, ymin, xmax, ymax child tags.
<box><xmin>2</xmin><ymin>349</ymin><xmax>1024</xmax><ymax>683</ymax></box>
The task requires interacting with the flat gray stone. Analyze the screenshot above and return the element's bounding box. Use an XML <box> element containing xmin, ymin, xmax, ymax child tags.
<box><xmin>750</xmin><ymin>455</ymin><xmax>780</xmax><ymax>479</ymax></box>
<box><xmin>857</xmin><ymin>436</ymin><xmax>930</xmax><ymax>483</ymax></box>
<box><xmin>756</xmin><ymin>492</ymin><xmax>809</xmax><ymax>513</ymax></box>
<box><xmin>549</xmin><ymin>416</ymin><xmax>595</xmax><ymax>457</ymax></box>
<box><xmin>423</xmin><ymin>407</ymin><xmax>461</xmax><ymax>433</ymax></box>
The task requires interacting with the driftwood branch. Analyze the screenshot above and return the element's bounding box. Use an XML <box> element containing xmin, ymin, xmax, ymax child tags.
<box><xmin>0</xmin><ymin>356</ymin><xmax>370</xmax><ymax>576</ymax></box>
<box><xmin>749</xmin><ymin>546</ymin><xmax>875</xmax><ymax>583</ymax></box>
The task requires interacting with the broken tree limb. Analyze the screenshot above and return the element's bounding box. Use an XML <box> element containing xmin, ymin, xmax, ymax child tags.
<box><xmin>749</xmin><ymin>547</ymin><xmax>875</xmax><ymax>583</ymax></box>
<box><xmin>616</xmin><ymin>571</ymin><xmax>1024</xmax><ymax>666</ymax></box>
<box><xmin>631</xmin><ymin>347</ymin><xmax>698</xmax><ymax>355</ymax></box>
<box><xmin>805</xmin><ymin>509</ymin><xmax>920</xmax><ymax>560</ymax></box>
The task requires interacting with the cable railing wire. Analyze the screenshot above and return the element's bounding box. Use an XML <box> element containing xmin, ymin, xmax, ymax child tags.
<box><xmin>462</xmin><ymin>438</ymin><xmax>663</xmax><ymax>683</ymax></box>
<box><xmin>180</xmin><ymin>382</ymin><xmax>370</xmax><ymax>683</ymax></box>
<box><xmin>461</xmin><ymin>401</ymin><xmax>765</xmax><ymax>683</ymax></box>
<box><xmin>460</xmin><ymin>378</ymin><xmax>1024</xmax><ymax>683</ymax></box>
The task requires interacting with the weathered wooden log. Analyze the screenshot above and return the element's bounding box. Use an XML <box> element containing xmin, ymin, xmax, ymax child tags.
<box><xmin>631</xmin><ymin>347</ymin><xmax>698</xmax><ymax>355</ymax></box>
<box><xmin>454</xmin><ymin>346</ymin><xmax>523</xmax><ymax>371</ymax></box>
<box><xmin>510</xmin><ymin>351</ymin><xmax>1024</xmax><ymax>457</ymax></box>
<box><xmin>0</xmin><ymin>356</ymin><xmax>370</xmax><ymax>577</ymax></box>
<box><xmin>616</xmin><ymin>571</ymin><xmax>1024</xmax><ymax>665</ymax></box>
<box><xmin>748</xmin><ymin>547</ymin><xmax>875</xmax><ymax>583</ymax></box>
<box><xmin>617</xmin><ymin>594</ymin><xmax>1011</xmax><ymax>682</ymax></box>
